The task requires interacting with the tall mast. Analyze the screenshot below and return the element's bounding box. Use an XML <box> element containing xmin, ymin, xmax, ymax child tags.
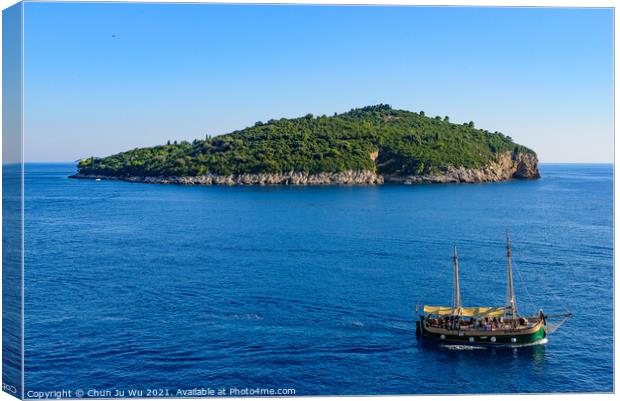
<box><xmin>453</xmin><ymin>244</ymin><xmax>461</xmax><ymax>313</ymax></box>
<box><xmin>506</xmin><ymin>231</ymin><xmax>518</xmax><ymax>319</ymax></box>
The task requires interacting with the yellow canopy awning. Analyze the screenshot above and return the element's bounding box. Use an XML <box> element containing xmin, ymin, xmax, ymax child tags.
<box><xmin>423</xmin><ymin>305</ymin><xmax>506</xmax><ymax>317</ymax></box>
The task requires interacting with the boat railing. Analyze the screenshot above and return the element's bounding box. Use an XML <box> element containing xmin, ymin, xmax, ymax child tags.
<box><xmin>424</xmin><ymin>316</ymin><xmax>542</xmax><ymax>332</ymax></box>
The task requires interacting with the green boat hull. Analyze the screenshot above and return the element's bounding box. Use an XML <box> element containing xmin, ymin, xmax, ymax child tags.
<box><xmin>417</xmin><ymin>321</ymin><xmax>546</xmax><ymax>346</ymax></box>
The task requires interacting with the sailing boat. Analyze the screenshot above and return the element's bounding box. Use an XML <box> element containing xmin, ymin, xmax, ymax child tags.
<box><xmin>416</xmin><ymin>233</ymin><xmax>571</xmax><ymax>346</ymax></box>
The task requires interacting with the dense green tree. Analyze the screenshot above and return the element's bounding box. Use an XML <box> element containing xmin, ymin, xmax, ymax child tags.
<box><xmin>77</xmin><ymin>105</ymin><xmax>534</xmax><ymax>177</ymax></box>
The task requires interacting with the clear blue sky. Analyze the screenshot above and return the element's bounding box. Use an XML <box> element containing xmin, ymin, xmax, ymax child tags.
<box><xmin>23</xmin><ymin>3</ymin><xmax>613</xmax><ymax>163</ymax></box>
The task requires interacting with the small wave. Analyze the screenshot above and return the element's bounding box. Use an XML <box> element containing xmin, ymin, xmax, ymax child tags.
<box><xmin>232</xmin><ymin>313</ymin><xmax>263</xmax><ymax>321</ymax></box>
<box><xmin>97</xmin><ymin>316</ymin><xmax>131</xmax><ymax>322</ymax></box>
<box><xmin>511</xmin><ymin>338</ymin><xmax>548</xmax><ymax>347</ymax></box>
<box><xmin>441</xmin><ymin>344</ymin><xmax>487</xmax><ymax>351</ymax></box>
<box><xmin>439</xmin><ymin>338</ymin><xmax>549</xmax><ymax>351</ymax></box>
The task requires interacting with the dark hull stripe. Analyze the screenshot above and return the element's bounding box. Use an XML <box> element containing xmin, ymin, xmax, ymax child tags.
<box><xmin>417</xmin><ymin>323</ymin><xmax>546</xmax><ymax>345</ymax></box>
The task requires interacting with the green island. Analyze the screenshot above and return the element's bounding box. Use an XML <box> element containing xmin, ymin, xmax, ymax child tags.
<box><xmin>72</xmin><ymin>105</ymin><xmax>540</xmax><ymax>185</ymax></box>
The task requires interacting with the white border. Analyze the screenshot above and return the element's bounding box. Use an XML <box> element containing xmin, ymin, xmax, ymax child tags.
<box><xmin>0</xmin><ymin>1</ymin><xmax>616</xmax><ymax>401</ymax></box>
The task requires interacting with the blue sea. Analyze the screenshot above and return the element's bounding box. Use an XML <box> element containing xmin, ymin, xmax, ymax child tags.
<box><xmin>22</xmin><ymin>163</ymin><xmax>613</xmax><ymax>396</ymax></box>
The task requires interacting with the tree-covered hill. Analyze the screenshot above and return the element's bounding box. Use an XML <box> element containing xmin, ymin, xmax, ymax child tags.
<box><xmin>76</xmin><ymin>105</ymin><xmax>535</xmax><ymax>178</ymax></box>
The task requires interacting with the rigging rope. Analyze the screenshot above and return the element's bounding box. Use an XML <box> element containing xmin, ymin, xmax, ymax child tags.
<box><xmin>512</xmin><ymin>255</ymin><xmax>571</xmax><ymax>317</ymax></box>
<box><xmin>414</xmin><ymin>254</ymin><xmax>454</xmax><ymax>314</ymax></box>
<box><xmin>547</xmin><ymin>289</ymin><xmax>572</xmax><ymax>315</ymax></box>
<box><xmin>513</xmin><ymin>259</ymin><xmax>536</xmax><ymax>315</ymax></box>
<box><xmin>547</xmin><ymin>315</ymin><xmax>571</xmax><ymax>334</ymax></box>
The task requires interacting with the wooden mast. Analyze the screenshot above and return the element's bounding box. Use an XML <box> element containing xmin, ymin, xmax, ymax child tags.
<box><xmin>506</xmin><ymin>231</ymin><xmax>518</xmax><ymax>321</ymax></box>
<box><xmin>453</xmin><ymin>244</ymin><xmax>461</xmax><ymax>314</ymax></box>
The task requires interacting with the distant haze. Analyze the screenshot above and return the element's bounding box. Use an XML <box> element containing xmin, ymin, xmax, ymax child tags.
<box><xmin>23</xmin><ymin>4</ymin><xmax>613</xmax><ymax>163</ymax></box>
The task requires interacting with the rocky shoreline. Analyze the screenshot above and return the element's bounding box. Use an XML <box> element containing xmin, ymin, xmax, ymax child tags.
<box><xmin>386</xmin><ymin>151</ymin><xmax>540</xmax><ymax>184</ymax></box>
<box><xmin>70</xmin><ymin>170</ymin><xmax>384</xmax><ymax>185</ymax></box>
<box><xmin>70</xmin><ymin>151</ymin><xmax>540</xmax><ymax>186</ymax></box>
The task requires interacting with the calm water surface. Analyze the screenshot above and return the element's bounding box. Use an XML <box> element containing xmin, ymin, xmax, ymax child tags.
<box><xmin>23</xmin><ymin>163</ymin><xmax>613</xmax><ymax>395</ymax></box>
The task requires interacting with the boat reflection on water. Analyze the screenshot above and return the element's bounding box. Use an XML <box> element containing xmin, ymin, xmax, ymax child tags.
<box><xmin>417</xmin><ymin>336</ymin><xmax>548</xmax><ymax>374</ymax></box>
